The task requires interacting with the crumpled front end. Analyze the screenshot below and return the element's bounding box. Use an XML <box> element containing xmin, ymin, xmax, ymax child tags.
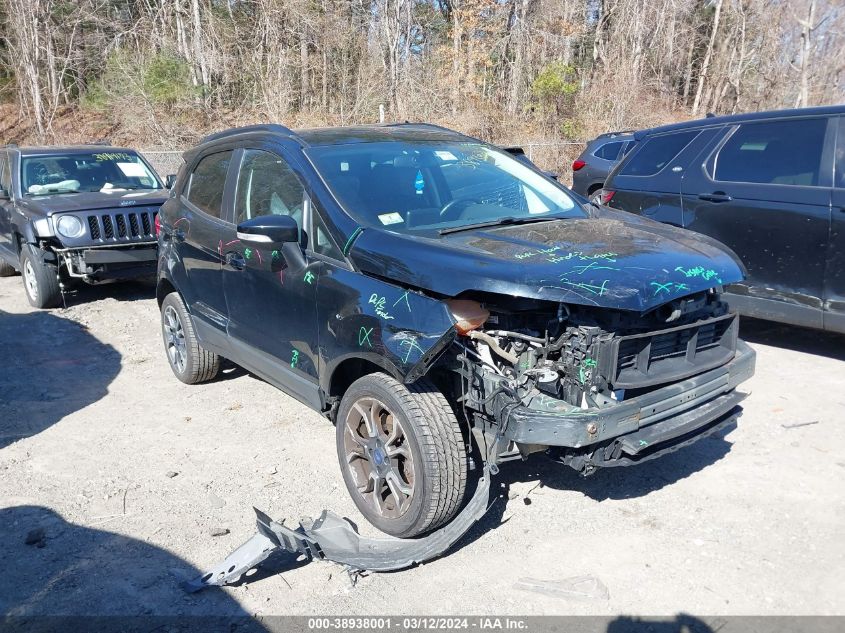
<box><xmin>454</xmin><ymin>288</ymin><xmax>755</xmax><ymax>474</ymax></box>
<box><xmin>44</xmin><ymin>208</ymin><xmax>159</xmax><ymax>282</ymax></box>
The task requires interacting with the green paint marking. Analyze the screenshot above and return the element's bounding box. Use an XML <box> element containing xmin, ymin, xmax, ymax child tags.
<box><xmin>399</xmin><ymin>337</ymin><xmax>425</xmax><ymax>364</ymax></box>
<box><xmin>674</xmin><ymin>265</ymin><xmax>722</xmax><ymax>283</ymax></box>
<box><xmin>358</xmin><ymin>326</ymin><xmax>374</xmax><ymax>347</ymax></box>
<box><xmin>651</xmin><ymin>281</ymin><xmax>673</xmax><ymax>296</ymax></box>
<box><xmin>392</xmin><ymin>291</ymin><xmax>412</xmax><ymax>312</ymax></box>
<box><xmin>271</xmin><ymin>249</ymin><xmax>280</xmax><ymax>260</ymax></box>
<box><xmin>290</xmin><ymin>349</ymin><xmax>299</xmax><ymax>368</ymax></box>
<box><xmin>244</xmin><ymin>248</ymin><xmax>253</xmax><ymax>260</ymax></box>
<box><xmin>639</xmin><ymin>439</ymin><xmax>648</xmax><ymax>447</ymax></box>
<box><xmin>342</xmin><ymin>226</ymin><xmax>363</xmax><ymax>255</ymax></box>
<box><xmin>304</xmin><ymin>271</ymin><xmax>316</xmax><ymax>284</ymax></box>
<box><xmin>563</xmin><ymin>279</ymin><xmax>609</xmax><ymax>296</ymax></box>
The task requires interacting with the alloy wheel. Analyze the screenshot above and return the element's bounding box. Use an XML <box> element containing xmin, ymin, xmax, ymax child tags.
<box><xmin>163</xmin><ymin>305</ymin><xmax>187</xmax><ymax>374</ymax></box>
<box><xmin>342</xmin><ymin>397</ymin><xmax>415</xmax><ymax>519</ymax></box>
<box><xmin>23</xmin><ymin>259</ymin><xmax>38</xmax><ymax>302</ymax></box>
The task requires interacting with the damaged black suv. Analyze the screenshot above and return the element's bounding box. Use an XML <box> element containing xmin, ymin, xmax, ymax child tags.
<box><xmin>157</xmin><ymin>123</ymin><xmax>755</xmax><ymax>539</ymax></box>
<box><xmin>0</xmin><ymin>145</ymin><xmax>166</xmax><ymax>308</ymax></box>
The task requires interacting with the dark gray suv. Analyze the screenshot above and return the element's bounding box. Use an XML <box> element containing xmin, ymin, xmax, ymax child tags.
<box><xmin>571</xmin><ymin>131</ymin><xmax>634</xmax><ymax>198</ymax></box>
<box><xmin>0</xmin><ymin>145</ymin><xmax>166</xmax><ymax>308</ymax></box>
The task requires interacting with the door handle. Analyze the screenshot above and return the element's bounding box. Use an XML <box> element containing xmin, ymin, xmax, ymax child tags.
<box><xmin>225</xmin><ymin>251</ymin><xmax>245</xmax><ymax>270</ymax></box>
<box><xmin>698</xmin><ymin>192</ymin><xmax>732</xmax><ymax>203</ymax></box>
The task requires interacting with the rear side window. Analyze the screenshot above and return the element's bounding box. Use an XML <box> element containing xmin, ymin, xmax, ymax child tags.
<box><xmin>0</xmin><ymin>154</ymin><xmax>10</xmax><ymax>194</ymax></box>
<box><xmin>714</xmin><ymin>118</ymin><xmax>827</xmax><ymax>187</ymax></box>
<box><xmin>594</xmin><ymin>141</ymin><xmax>623</xmax><ymax>161</ymax></box>
<box><xmin>187</xmin><ymin>151</ymin><xmax>232</xmax><ymax>218</ymax></box>
<box><xmin>620</xmin><ymin>131</ymin><xmax>699</xmax><ymax>176</ymax></box>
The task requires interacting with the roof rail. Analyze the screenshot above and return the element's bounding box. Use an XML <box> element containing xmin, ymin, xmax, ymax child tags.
<box><xmin>2</xmin><ymin>143</ymin><xmax>18</xmax><ymax>148</ymax></box>
<box><xmin>596</xmin><ymin>129</ymin><xmax>635</xmax><ymax>139</ymax></box>
<box><xmin>85</xmin><ymin>139</ymin><xmax>111</xmax><ymax>146</ymax></box>
<box><xmin>200</xmin><ymin>124</ymin><xmax>296</xmax><ymax>145</ymax></box>
<box><xmin>382</xmin><ymin>122</ymin><xmax>462</xmax><ymax>134</ymax></box>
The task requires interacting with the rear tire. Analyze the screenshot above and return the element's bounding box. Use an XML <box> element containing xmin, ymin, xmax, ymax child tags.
<box><xmin>336</xmin><ymin>372</ymin><xmax>467</xmax><ymax>538</ymax></box>
<box><xmin>160</xmin><ymin>292</ymin><xmax>220</xmax><ymax>384</ymax></box>
<box><xmin>20</xmin><ymin>245</ymin><xmax>61</xmax><ymax>308</ymax></box>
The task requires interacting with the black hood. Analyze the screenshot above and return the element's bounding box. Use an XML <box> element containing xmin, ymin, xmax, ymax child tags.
<box><xmin>349</xmin><ymin>207</ymin><xmax>745</xmax><ymax>313</ymax></box>
<box><xmin>18</xmin><ymin>189</ymin><xmax>168</xmax><ymax>216</ymax></box>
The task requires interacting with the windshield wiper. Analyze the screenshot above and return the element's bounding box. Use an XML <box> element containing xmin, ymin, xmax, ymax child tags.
<box><xmin>438</xmin><ymin>215</ymin><xmax>563</xmax><ymax>236</ymax></box>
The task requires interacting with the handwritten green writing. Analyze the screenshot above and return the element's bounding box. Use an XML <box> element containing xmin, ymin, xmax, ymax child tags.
<box><xmin>392</xmin><ymin>291</ymin><xmax>412</xmax><ymax>312</ymax></box>
<box><xmin>674</xmin><ymin>265</ymin><xmax>722</xmax><ymax>283</ymax></box>
<box><xmin>368</xmin><ymin>294</ymin><xmax>395</xmax><ymax>320</ymax></box>
<box><xmin>290</xmin><ymin>349</ymin><xmax>299</xmax><ymax>368</ymax></box>
<box><xmin>304</xmin><ymin>271</ymin><xmax>316</xmax><ymax>284</ymax></box>
<box><xmin>358</xmin><ymin>326</ymin><xmax>374</xmax><ymax>347</ymax></box>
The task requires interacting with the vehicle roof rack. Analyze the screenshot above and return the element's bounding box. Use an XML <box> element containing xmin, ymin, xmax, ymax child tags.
<box><xmin>2</xmin><ymin>143</ymin><xmax>17</xmax><ymax>148</ymax></box>
<box><xmin>85</xmin><ymin>139</ymin><xmax>111</xmax><ymax>146</ymax></box>
<box><xmin>596</xmin><ymin>129</ymin><xmax>635</xmax><ymax>139</ymax></box>
<box><xmin>382</xmin><ymin>122</ymin><xmax>463</xmax><ymax>135</ymax></box>
<box><xmin>200</xmin><ymin>124</ymin><xmax>296</xmax><ymax>145</ymax></box>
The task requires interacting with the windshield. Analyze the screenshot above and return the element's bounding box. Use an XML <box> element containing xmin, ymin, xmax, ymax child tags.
<box><xmin>306</xmin><ymin>141</ymin><xmax>584</xmax><ymax>234</ymax></box>
<box><xmin>21</xmin><ymin>151</ymin><xmax>161</xmax><ymax>195</ymax></box>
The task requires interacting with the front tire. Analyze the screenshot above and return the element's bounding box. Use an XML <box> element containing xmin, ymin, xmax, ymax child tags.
<box><xmin>336</xmin><ymin>373</ymin><xmax>467</xmax><ymax>538</ymax></box>
<box><xmin>160</xmin><ymin>292</ymin><xmax>220</xmax><ymax>384</ymax></box>
<box><xmin>20</xmin><ymin>245</ymin><xmax>61</xmax><ymax>308</ymax></box>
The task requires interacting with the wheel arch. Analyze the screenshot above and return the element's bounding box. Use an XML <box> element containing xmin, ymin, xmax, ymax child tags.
<box><xmin>156</xmin><ymin>276</ymin><xmax>177</xmax><ymax>308</ymax></box>
<box><xmin>326</xmin><ymin>355</ymin><xmax>403</xmax><ymax>407</ymax></box>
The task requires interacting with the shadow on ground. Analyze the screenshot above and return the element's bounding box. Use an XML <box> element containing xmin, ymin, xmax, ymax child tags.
<box><xmin>740</xmin><ymin>317</ymin><xmax>845</xmax><ymax>361</ymax></box>
<box><xmin>62</xmin><ymin>279</ymin><xmax>156</xmax><ymax>306</ymax></box>
<box><xmin>0</xmin><ymin>309</ymin><xmax>121</xmax><ymax>450</ymax></box>
<box><xmin>0</xmin><ymin>505</ymin><xmax>268</xmax><ymax>628</ymax></box>
<box><xmin>607</xmin><ymin>615</ymin><xmax>715</xmax><ymax>632</ymax></box>
<box><xmin>454</xmin><ymin>419</ymin><xmax>736</xmax><ymax>554</ymax></box>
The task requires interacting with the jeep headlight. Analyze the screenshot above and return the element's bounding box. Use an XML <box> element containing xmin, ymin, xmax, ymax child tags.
<box><xmin>56</xmin><ymin>215</ymin><xmax>85</xmax><ymax>238</ymax></box>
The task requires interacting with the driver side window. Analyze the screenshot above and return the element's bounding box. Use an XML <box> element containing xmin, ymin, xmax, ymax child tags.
<box><xmin>235</xmin><ymin>150</ymin><xmax>305</xmax><ymax>227</ymax></box>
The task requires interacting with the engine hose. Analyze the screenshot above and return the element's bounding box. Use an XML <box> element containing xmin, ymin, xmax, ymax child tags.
<box><xmin>468</xmin><ymin>330</ymin><xmax>518</xmax><ymax>364</ymax></box>
<box><xmin>484</xmin><ymin>329</ymin><xmax>547</xmax><ymax>344</ymax></box>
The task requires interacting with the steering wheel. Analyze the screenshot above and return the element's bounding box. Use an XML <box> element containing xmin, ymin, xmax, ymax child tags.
<box><xmin>439</xmin><ymin>197</ymin><xmax>481</xmax><ymax>221</ymax></box>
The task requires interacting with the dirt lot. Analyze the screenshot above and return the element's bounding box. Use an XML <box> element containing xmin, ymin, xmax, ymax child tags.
<box><xmin>1</xmin><ymin>275</ymin><xmax>844</xmax><ymax>618</ymax></box>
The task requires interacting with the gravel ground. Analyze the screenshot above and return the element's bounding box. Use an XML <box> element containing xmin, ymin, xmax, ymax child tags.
<box><xmin>1</xmin><ymin>275</ymin><xmax>843</xmax><ymax>618</ymax></box>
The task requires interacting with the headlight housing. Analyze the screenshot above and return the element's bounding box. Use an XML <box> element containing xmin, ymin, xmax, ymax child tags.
<box><xmin>56</xmin><ymin>215</ymin><xmax>85</xmax><ymax>239</ymax></box>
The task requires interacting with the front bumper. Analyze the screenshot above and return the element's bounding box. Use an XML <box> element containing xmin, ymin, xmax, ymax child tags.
<box><xmin>503</xmin><ymin>340</ymin><xmax>755</xmax><ymax>462</ymax></box>
<box><xmin>58</xmin><ymin>244</ymin><xmax>158</xmax><ymax>281</ymax></box>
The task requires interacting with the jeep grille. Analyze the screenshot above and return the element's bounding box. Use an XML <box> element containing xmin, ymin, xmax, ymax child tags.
<box><xmin>85</xmin><ymin>209</ymin><xmax>158</xmax><ymax>243</ymax></box>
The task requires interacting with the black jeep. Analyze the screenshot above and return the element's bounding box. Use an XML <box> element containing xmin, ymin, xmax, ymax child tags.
<box><xmin>156</xmin><ymin>123</ymin><xmax>755</xmax><ymax>539</ymax></box>
<box><xmin>0</xmin><ymin>145</ymin><xmax>167</xmax><ymax>308</ymax></box>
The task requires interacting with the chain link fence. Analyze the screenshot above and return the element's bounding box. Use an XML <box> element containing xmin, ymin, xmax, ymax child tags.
<box><xmin>141</xmin><ymin>150</ymin><xmax>184</xmax><ymax>180</ymax></box>
<box><xmin>140</xmin><ymin>141</ymin><xmax>586</xmax><ymax>187</ymax></box>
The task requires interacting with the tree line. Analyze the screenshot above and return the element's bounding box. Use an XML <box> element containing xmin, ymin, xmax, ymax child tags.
<box><xmin>0</xmin><ymin>0</ymin><xmax>842</xmax><ymax>148</ymax></box>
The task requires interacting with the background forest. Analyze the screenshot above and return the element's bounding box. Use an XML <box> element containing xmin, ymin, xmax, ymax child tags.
<box><xmin>0</xmin><ymin>0</ymin><xmax>843</xmax><ymax>160</ymax></box>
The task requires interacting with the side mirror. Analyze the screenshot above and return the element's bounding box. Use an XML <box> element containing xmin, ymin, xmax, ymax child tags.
<box><xmin>236</xmin><ymin>214</ymin><xmax>300</xmax><ymax>244</ymax></box>
<box><xmin>165</xmin><ymin>174</ymin><xmax>177</xmax><ymax>189</ymax></box>
<box><xmin>237</xmin><ymin>214</ymin><xmax>306</xmax><ymax>272</ymax></box>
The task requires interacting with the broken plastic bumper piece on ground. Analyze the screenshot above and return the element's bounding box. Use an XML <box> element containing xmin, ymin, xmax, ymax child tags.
<box><xmin>183</xmin><ymin>467</ymin><xmax>492</xmax><ymax>592</ymax></box>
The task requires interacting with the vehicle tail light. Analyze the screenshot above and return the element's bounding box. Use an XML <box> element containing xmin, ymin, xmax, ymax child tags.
<box><xmin>572</xmin><ymin>160</ymin><xmax>586</xmax><ymax>171</ymax></box>
<box><xmin>447</xmin><ymin>299</ymin><xmax>490</xmax><ymax>335</ymax></box>
<box><xmin>154</xmin><ymin>213</ymin><xmax>161</xmax><ymax>236</ymax></box>
<box><xmin>601</xmin><ymin>190</ymin><xmax>616</xmax><ymax>204</ymax></box>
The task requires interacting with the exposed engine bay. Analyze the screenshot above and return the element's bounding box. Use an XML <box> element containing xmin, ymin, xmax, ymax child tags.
<box><xmin>449</xmin><ymin>289</ymin><xmax>744</xmax><ymax>472</ymax></box>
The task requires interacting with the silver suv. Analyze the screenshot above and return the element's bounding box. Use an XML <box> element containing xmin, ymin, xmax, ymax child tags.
<box><xmin>571</xmin><ymin>131</ymin><xmax>635</xmax><ymax>198</ymax></box>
